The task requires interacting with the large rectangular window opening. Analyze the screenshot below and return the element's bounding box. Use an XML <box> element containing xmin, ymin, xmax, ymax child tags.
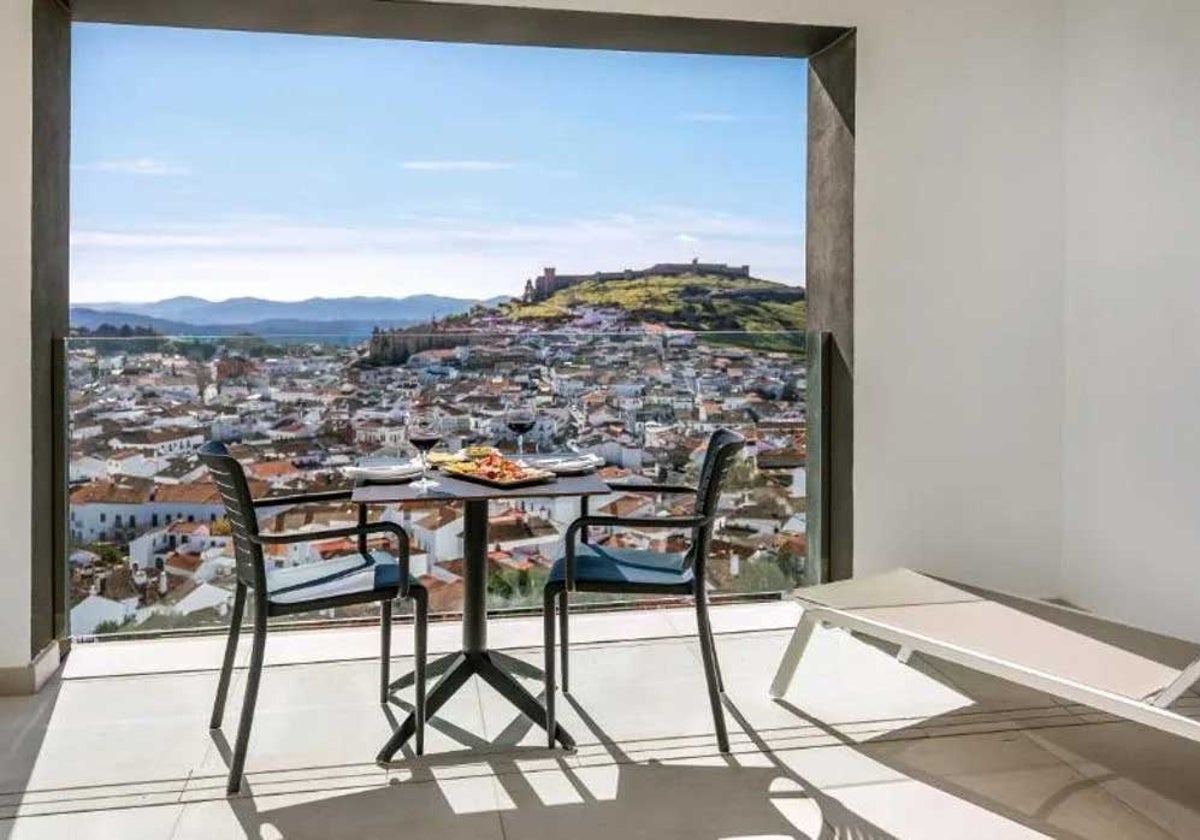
<box><xmin>65</xmin><ymin>22</ymin><xmax>812</xmax><ymax>637</ymax></box>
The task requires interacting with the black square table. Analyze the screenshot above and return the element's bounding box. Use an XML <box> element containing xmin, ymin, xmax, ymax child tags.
<box><xmin>353</xmin><ymin>470</ymin><xmax>611</xmax><ymax>760</ymax></box>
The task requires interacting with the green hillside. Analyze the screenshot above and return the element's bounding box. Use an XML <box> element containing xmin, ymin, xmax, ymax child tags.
<box><xmin>503</xmin><ymin>274</ymin><xmax>806</xmax><ymax>340</ymax></box>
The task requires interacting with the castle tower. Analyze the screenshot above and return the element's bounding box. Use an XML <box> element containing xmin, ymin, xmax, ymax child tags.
<box><xmin>536</xmin><ymin>267</ymin><xmax>557</xmax><ymax>300</ymax></box>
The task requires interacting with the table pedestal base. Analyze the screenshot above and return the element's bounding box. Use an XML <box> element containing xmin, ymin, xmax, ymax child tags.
<box><xmin>377</xmin><ymin>650</ymin><xmax>575</xmax><ymax>762</ymax></box>
<box><xmin>374</xmin><ymin>500</ymin><xmax>573</xmax><ymax>762</ymax></box>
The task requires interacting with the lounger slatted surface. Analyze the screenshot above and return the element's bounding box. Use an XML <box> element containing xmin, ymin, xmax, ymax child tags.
<box><xmin>770</xmin><ymin>569</ymin><xmax>1200</xmax><ymax>742</ymax></box>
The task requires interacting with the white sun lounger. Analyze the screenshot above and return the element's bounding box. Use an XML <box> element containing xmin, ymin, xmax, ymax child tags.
<box><xmin>769</xmin><ymin>569</ymin><xmax>1200</xmax><ymax>741</ymax></box>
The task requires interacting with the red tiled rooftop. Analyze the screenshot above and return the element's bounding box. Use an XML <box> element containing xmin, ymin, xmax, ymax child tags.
<box><xmin>69</xmin><ymin>479</ymin><xmax>154</xmax><ymax>505</ymax></box>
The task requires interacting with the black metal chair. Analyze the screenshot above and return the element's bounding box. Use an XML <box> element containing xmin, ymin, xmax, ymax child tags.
<box><xmin>543</xmin><ymin>429</ymin><xmax>746</xmax><ymax>751</ymax></box>
<box><xmin>199</xmin><ymin>441</ymin><xmax>427</xmax><ymax>795</ymax></box>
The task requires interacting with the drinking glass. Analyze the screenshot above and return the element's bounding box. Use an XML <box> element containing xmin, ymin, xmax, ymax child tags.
<box><xmin>505</xmin><ymin>399</ymin><xmax>536</xmax><ymax>464</ymax></box>
<box><xmin>407</xmin><ymin>407</ymin><xmax>442</xmax><ymax>492</ymax></box>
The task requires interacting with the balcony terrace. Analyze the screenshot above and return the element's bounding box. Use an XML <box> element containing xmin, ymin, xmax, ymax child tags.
<box><xmin>4</xmin><ymin>3</ymin><xmax>1200</xmax><ymax>840</ymax></box>
<box><xmin>3</xmin><ymin>602</ymin><xmax>1200</xmax><ymax>839</ymax></box>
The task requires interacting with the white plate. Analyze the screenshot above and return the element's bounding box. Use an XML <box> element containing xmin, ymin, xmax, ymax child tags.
<box><xmin>344</xmin><ymin>462</ymin><xmax>424</xmax><ymax>482</ymax></box>
<box><xmin>535</xmin><ymin>454</ymin><xmax>604</xmax><ymax>475</ymax></box>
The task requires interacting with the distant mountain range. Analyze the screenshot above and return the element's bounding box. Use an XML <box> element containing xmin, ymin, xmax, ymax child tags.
<box><xmin>69</xmin><ymin>294</ymin><xmax>511</xmax><ymax>337</ymax></box>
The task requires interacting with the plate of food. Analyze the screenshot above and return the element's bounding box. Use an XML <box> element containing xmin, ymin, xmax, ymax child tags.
<box><xmin>441</xmin><ymin>453</ymin><xmax>555</xmax><ymax>488</ymax></box>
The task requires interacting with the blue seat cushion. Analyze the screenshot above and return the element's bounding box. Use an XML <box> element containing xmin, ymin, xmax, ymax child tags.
<box><xmin>549</xmin><ymin>543</ymin><xmax>694</xmax><ymax>589</ymax></box>
<box><xmin>267</xmin><ymin>550</ymin><xmax>409</xmax><ymax>606</ymax></box>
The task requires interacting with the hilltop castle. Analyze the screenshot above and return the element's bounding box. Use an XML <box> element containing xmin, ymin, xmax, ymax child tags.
<box><xmin>523</xmin><ymin>259</ymin><xmax>752</xmax><ymax>303</ymax></box>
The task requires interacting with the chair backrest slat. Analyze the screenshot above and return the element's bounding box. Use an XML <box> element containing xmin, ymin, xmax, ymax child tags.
<box><xmin>198</xmin><ymin>441</ymin><xmax>266</xmax><ymax>591</ymax></box>
<box><xmin>688</xmin><ymin>429</ymin><xmax>746</xmax><ymax>571</ymax></box>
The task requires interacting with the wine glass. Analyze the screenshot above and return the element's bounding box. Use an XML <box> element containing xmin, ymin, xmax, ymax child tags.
<box><xmin>505</xmin><ymin>398</ymin><xmax>536</xmax><ymax>464</ymax></box>
<box><xmin>407</xmin><ymin>406</ymin><xmax>442</xmax><ymax>492</ymax></box>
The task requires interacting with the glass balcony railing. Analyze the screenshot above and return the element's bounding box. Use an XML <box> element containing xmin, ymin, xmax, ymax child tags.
<box><xmin>63</xmin><ymin>329</ymin><xmax>807</xmax><ymax>637</ymax></box>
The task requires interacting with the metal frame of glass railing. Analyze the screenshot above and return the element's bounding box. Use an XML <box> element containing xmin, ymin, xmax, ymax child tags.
<box><xmin>71</xmin><ymin>591</ymin><xmax>788</xmax><ymax>644</ymax></box>
<box><xmin>804</xmin><ymin>330</ymin><xmax>832</xmax><ymax>588</ymax></box>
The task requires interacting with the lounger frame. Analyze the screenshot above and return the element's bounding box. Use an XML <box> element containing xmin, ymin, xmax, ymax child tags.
<box><xmin>770</xmin><ymin>577</ymin><xmax>1200</xmax><ymax>743</ymax></box>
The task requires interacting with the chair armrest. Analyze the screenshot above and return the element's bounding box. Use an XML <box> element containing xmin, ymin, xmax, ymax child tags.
<box><xmin>252</xmin><ymin>489</ymin><xmax>353</xmax><ymax>508</ymax></box>
<box><xmin>561</xmin><ymin>514</ymin><xmax>709</xmax><ymax>591</ymax></box>
<box><xmin>604</xmin><ymin>483</ymin><xmax>696</xmax><ymax>495</ymax></box>
<box><xmin>252</xmin><ymin>521</ymin><xmax>411</xmax><ymax>595</ymax></box>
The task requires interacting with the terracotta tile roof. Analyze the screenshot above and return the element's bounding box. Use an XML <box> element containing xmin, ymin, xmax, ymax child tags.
<box><xmin>598</xmin><ymin>495</ymin><xmax>652</xmax><ymax>518</ymax></box>
<box><xmin>101</xmin><ymin>566</ymin><xmax>139</xmax><ymax>601</ymax></box>
<box><xmin>153</xmin><ymin>479</ymin><xmax>269</xmax><ymax>505</ymax></box>
<box><xmin>247</xmin><ymin>460</ymin><xmax>301</xmax><ymax>479</ymax></box>
<box><xmin>152</xmin><ymin>482</ymin><xmax>223</xmax><ymax>505</ymax></box>
<box><xmin>489</xmin><ymin>553</ymin><xmax>534</xmax><ymax>572</ymax></box>
<box><xmin>164</xmin><ymin>551</ymin><xmax>203</xmax><ymax>573</ymax></box>
<box><xmin>756</xmin><ymin>448</ymin><xmax>805</xmax><ymax>469</ymax></box>
<box><xmin>415</xmin><ymin>505</ymin><xmax>461</xmax><ymax>531</ymax></box>
<box><xmin>114</xmin><ymin>428</ymin><xmax>201</xmax><ymax>445</ymax></box>
<box><xmin>312</xmin><ymin>535</ymin><xmax>390</xmax><ymax>558</ymax></box>
<box><xmin>166</xmin><ymin>521</ymin><xmax>207</xmax><ymax>535</ymax></box>
<box><xmin>70</xmin><ymin>479</ymin><xmax>154</xmax><ymax>505</ymax></box>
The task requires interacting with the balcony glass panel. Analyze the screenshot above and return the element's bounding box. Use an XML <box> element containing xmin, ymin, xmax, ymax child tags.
<box><xmin>64</xmin><ymin>330</ymin><xmax>806</xmax><ymax>637</ymax></box>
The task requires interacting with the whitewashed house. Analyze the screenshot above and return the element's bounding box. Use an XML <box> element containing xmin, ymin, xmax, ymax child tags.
<box><xmin>127</xmin><ymin>521</ymin><xmax>230</xmax><ymax>573</ymax></box>
<box><xmin>410</xmin><ymin>505</ymin><xmax>464</xmax><ymax>566</ymax></box>
<box><xmin>70</xmin><ymin>594</ymin><xmax>137</xmax><ymax>636</ymax></box>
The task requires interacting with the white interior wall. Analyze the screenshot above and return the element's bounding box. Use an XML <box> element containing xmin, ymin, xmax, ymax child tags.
<box><xmin>479</xmin><ymin>0</ymin><xmax>1069</xmax><ymax>596</ymax></box>
<box><xmin>0</xmin><ymin>0</ymin><xmax>33</xmax><ymax>670</ymax></box>
<box><xmin>1062</xmin><ymin>1</ymin><xmax>1200</xmax><ymax>640</ymax></box>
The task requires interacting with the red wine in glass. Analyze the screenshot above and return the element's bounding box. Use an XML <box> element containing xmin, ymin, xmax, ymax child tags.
<box><xmin>407</xmin><ymin>408</ymin><xmax>442</xmax><ymax>491</ymax></box>
<box><xmin>505</xmin><ymin>406</ymin><xmax>536</xmax><ymax>462</ymax></box>
<box><xmin>506</xmin><ymin>419</ymin><xmax>535</xmax><ymax>437</ymax></box>
<box><xmin>409</xmin><ymin>432</ymin><xmax>441</xmax><ymax>453</ymax></box>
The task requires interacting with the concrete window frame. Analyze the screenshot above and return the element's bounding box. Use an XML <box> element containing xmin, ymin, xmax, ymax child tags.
<box><xmin>30</xmin><ymin>0</ymin><xmax>855</xmax><ymax>654</ymax></box>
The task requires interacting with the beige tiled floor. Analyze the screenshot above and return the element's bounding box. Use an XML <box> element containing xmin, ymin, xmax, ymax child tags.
<box><xmin>3</xmin><ymin>601</ymin><xmax>1200</xmax><ymax>839</ymax></box>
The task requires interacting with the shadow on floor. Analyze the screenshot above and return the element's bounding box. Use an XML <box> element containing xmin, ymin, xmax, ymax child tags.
<box><xmin>0</xmin><ymin>673</ymin><xmax>64</xmax><ymax>840</ymax></box>
<box><xmin>772</xmin><ymin>642</ymin><xmax>1200</xmax><ymax>840</ymax></box>
<box><xmin>215</xmin><ymin>692</ymin><xmax>897</xmax><ymax>840</ymax></box>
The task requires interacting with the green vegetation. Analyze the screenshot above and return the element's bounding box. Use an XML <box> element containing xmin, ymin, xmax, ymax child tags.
<box><xmin>503</xmin><ymin>273</ymin><xmax>806</xmax><ymax>339</ymax></box>
<box><xmin>730</xmin><ymin>560</ymin><xmax>794</xmax><ymax>593</ymax></box>
<box><xmin>92</xmin><ymin>616</ymin><xmax>136</xmax><ymax>635</ymax></box>
<box><xmin>487</xmin><ymin>565</ymin><xmax>549</xmax><ymax>609</ymax></box>
<box><xmin>700</xmin><ymin>331</ymin><xmax>805</xmax><ymax>354</ymax></box>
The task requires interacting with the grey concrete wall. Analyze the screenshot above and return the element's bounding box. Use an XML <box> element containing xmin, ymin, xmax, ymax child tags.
<box><xmin>806</xmin><ymin>32</ymin><xmax>855</xmax><ymax>582</ymax></box>
<box><xmin>30</xmin><ymin>0</ymin><xmax>70</xmax><ymax>657</ymax></box>
<box><xmin>73</xmin><ymin>0</ymin><xmax>843</xmax><ymax>56</ymax></box>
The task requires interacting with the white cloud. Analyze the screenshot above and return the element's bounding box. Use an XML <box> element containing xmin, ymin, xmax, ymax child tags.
<box><xmin>70</xmin><ymin>209</ymin><xmax>804</xmax><ymax>302</ymax></box>
<box><xmin>401</xmin><ymin>160</ymin><xmax>517</xmax><ymax>172</ymax></box>
<box><xmin>76</xmin><ymin>158</ymin><xmax>190</xmax><ymax>176</ymax></box>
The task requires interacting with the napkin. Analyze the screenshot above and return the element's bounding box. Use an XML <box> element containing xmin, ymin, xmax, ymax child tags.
<box><xmin>536</xmin><ymin>453</ymin><xmax>604</xmax><ymax>475</ymax></box>
<box><xmin>344</xmin><ymin>462</ymin><xmax>424</xmax><ymax>482</ymax></box>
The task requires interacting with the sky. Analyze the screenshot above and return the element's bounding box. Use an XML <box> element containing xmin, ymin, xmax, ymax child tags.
<box><xmin>70</xmin><ymin>24</ymin><xmax>807</xmax><ymax>303</ymax></box>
